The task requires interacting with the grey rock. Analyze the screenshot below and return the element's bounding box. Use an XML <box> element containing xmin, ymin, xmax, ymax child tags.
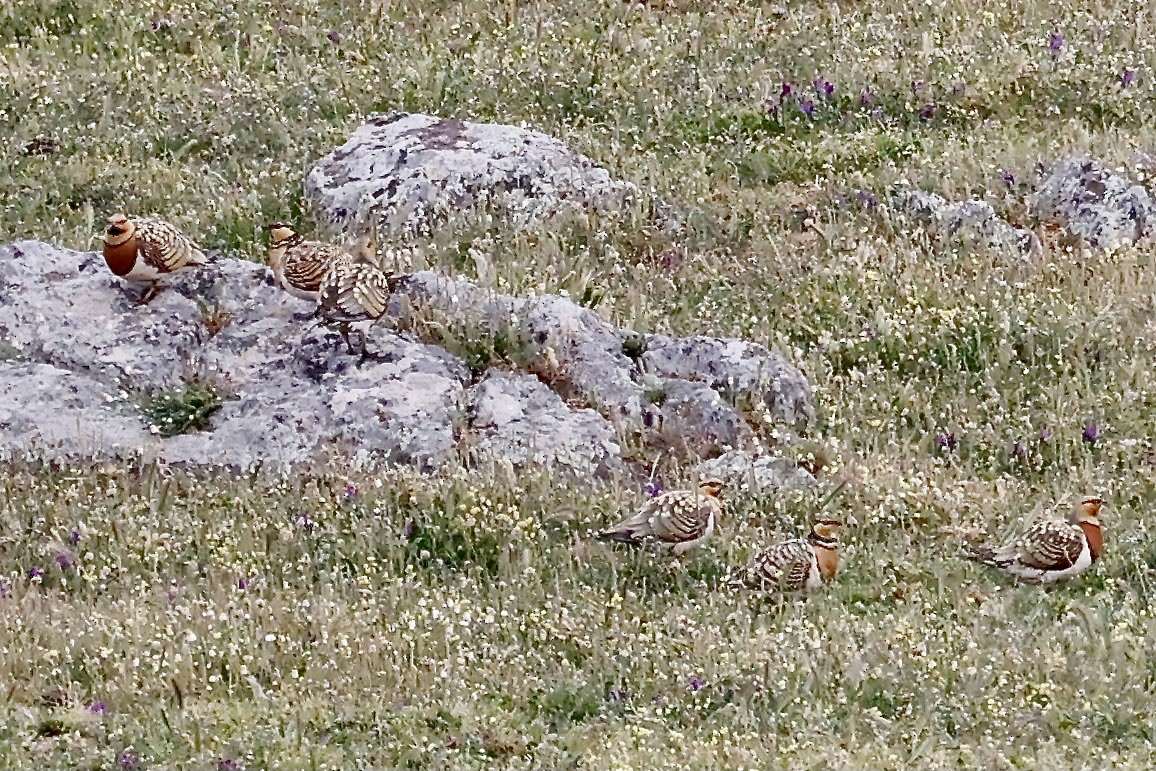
<box><xmin>695</xmin><ymin>450</ymin><xmax>817</xmax><ymax>493</ymax></box>
<box><xmin>1031</xmin><ymin>156</ymin><xmax>1152</xmax><ymax>249</ymax></box>
<box><xmin>0</xmin><ymin>361</ymin><xmax>153</xmax><ymax>460</ymax></box>
<box><xmin>305</xmin><ymin>112</ymin><xmax>645</xmax><ymax>236</ymax></box>
<box><xmin>0</xmin><ymin>239</ymin><xmax>813</xmax><ymax>471</ymax></box>
<box><xmin>393</xmin><ymin>271</ymin><xmax>814</xmax><ymax>459</ymax></box>
<box><xmin>465</xmin><ymin>371</ymin><xmax>623</xmax><ymax>476</ymax></box>
<box><xmin>641</xmin><ymin>335</ymin><xmax>813</xmax><ymax>427</ymax></box>
<box><xmin>896</xmin><ymin>190</ymin><xmax>1040</xmax><ymax>254</ymax></box>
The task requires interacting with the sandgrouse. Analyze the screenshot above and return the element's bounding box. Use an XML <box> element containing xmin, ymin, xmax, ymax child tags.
<box><xmin>102</xmin><ymin>214</ymin><xmax>209</xmax><ymax>303</ymax></box>
<box><xmin>597</xmin><ymin>479</ymin><xmax>725</xmax><ymax>556</ymax></box>
<box><xmin>729</xmin><ymin>517</ymin><xmax>841</xmax><ymax>593</ymax></box>
<box><xmin>316</xmin><ymin>256</ymin><xmax>399</xmax><ymax>355</ymax></box>
<box><xmin>965</xmin><ymin>496</ymin><xmax>1104</xmax><ymax>583</ymax></box>
<box><xmin>266</xmin><ymin>224</ymin><xmax>370</xmax><ymax>304</ymax></box>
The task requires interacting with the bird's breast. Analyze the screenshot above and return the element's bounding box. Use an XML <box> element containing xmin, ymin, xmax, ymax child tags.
<box><xmin>103</xmin><ymin>239</ymin><xmax>138</xmax><ymax>277</ymax></box>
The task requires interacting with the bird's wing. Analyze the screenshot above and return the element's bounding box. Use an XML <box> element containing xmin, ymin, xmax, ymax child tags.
<box><xmin>740</xmin><ymin>539</ymin><xmax>812</xmax><ymax>591</ymax></box>
<box><xmin>136</xmin><ymin>219</ymin><xmax>205</xmax><ymax>272</ymax></box>
<box><xmin>1014</xmin><ymin>521</ymin><xmax>1084</xmax><ymax>570</ymax></box>
<box><xmin>285</xmin><ymin>243</ymin><xmax>346</xmax><ymax>292</ymax></box>
<box><xmin>645</xmin><ymin>492</ymin><xmax>715</xmax><ymax>544</ymax></box>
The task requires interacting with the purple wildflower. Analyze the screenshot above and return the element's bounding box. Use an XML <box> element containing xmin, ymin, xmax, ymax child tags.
<box><xmin>68</xmin><ymin>529</ymin><xmax>81</xmax><ymax>546</ymax></box>
<box><xmin>918</xmin><ymin>102</ymin><xmax>938</xmax><ymax>120</ymax></box>
<box><xmin>780</xmin><ymin>82</ymin><xmax>794</xmax><ymax>99</ymax></box>
<box><xmin>237</xmin><ymin>576</ymin><xmax>252</xmax><ymax>590</ymax></box>
<box><xmin>856</xmin><ymin>190</ymin><xmax>878</xmax><ymax>209</ymax></box>
<box><xmin>799</xmin><ymin>100</ymin><xmax>816</xmax><ymax>116</ymax></box>
<box><xmin>859</xmin><ymin>89</ymin><xmax>876</xmax><ymax>106</ymax></box>
<box><xmin>294</xmin><ymin>513</ymin><xmax>314</xmax><ymax>532</ymax></box>
<box><xmin>28</xmin><ymin>566</ymin><xmax>45</xmax><ymax>580</ymax></box>
<box><xmin>1082</xmin><ymin>422</ymin><xmax>1099</xmax><ymax>444</ymax></box>
<box><xmin>343</xmin><ymin>483</ymin><xmax>358</xmax><ymax>500</ymax></box>
<box><xmin>326</xmin><ymin>30</ymin><xmax>343</xmax><ymax>44</ymax></box>
<box><xmin>1122</xmin><ymin>69</ymin><xmax>1137</xmax><ymax>87</ymax></box>
<box><xmin>0</xmin><ymin>582</ymin><xmax>11</xmax><ymax>598</ymax></box>
<box><xmin>1001</xmin><ymin>171</ymin><xmax>1016</xmax><ymax>186</ymax></box>
<box><xmin>403</xmin><ymin>519</ymin><xmax>417</xmax><ymax>539</ymax></box>
<box><xmin>88</xmin><ymin>700</ymin><xmax>109</xmax><ymax>714</ymax></box>
<box><xmin>935</xmin><ymin>432</ymin><xmax>958</xmax><ymax>452</ymax></box>
<box><xmin>911</xmin><ymin>79</ymin><xmax>925</xmax><ymax>93</ymax></box>
<box><xmin>813</xmin><ymin>77</ymin><xmax>834</xmax><ymax>97</ymax></box>
<box><xmin>689</xmin><ymin>677</ymin><xmax>705</xmax><ymax>692</ymax></box>
<box><xmin>1038</xmin><ymin>428</ymin><xmax>1053</xmax><ymax>442</ymax></box>
<box><xmin>54</xmin><ymin>552</ymin><xmax>74</xmax><ymax>569</ymax></box>
<box><xmin>644</xmin><ymin>480</ymin><xmax>663</xmax><ymax>498</ymax></box>
<box><xmin>119</xmin><ymin>751</ymin><xmax>138</xmax><ymax>770</ymax></box>
<box><xmin>217</xmin><ymin>759</ymin><xmax>239</xmax><ymax>771</ymax></box>
<box><xmin>1048</xmin><ymin>33</ymin><xmax>1065</xmax><ymax>51</ymax></box>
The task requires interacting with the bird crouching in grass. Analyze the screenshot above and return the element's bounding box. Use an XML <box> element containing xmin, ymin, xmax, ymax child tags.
<box><xmin>102</xmin><ymin>214</ymin><xmax>210</xmax><ymax>304</ymax></box>
<box><xmin>597</xmin><ymin>478</ymin><xmax>725</xmax><ymax>556</ymax></box>
<box><xmin>965</xmin><ymin>495</ymin><xmax>1104</xmax><ymax>584</ymax></box>
<box><xmin>729</xmin><ymin>517</ymin><xmax>841</xmax><ymax>594</ymax></box>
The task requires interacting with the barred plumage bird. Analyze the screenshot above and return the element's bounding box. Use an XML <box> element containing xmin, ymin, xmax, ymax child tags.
<box><xmin>965</xmin><ymin>496</ymin><xmax>1104</xmax><ymax>583</ymax></box>
<box><xmin>266</xmin><ymin>224</ymin><xmax>369</xmax><ymax>303</ymax></box>
<box><xmin>597</xmin><ymin>479</ymin><xmax>725</xmax><ymax>555</ymax></box>
<box><xmin>102</xmin><ymin>214</ymin><xmax>209</xmax><ymax>303</ymax></box>
<box><xmin>316</xmin><ymin>257</ymin><xmax>398</xmax><ymax>354</ymax></box>
<box><xmin>729</xmin><ymin>517</ymin><xmax>840</xmax><ymax>593</ymax></box>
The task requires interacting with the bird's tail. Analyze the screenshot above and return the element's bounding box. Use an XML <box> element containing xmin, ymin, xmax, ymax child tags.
<box><xmin>595</xmin><ymin>529</ymin><xmax>639</xmax><ymax>545</ymax></box>
<box><xmin>963</xmin><ymin>543</ymin><xmax>1000</xmax><ymax>566</ymax></box>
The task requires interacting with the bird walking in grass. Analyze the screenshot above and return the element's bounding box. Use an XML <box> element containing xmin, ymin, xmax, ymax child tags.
<box><xmin>597</xmin><ymin>478</ymin><xmax>725</xmax><ymax>556</ymax></box>
<box><xmin>728</xmin><ymin>517</ymin><xmax>841</xmax><ymax>594</ymax></box>
<box><xmin>102</xmin><ymin>213</ymin><xmax>209</xmax><ymax>303</ymax></box>
<box><xmin>965</xmin><ymin>495</ymin><xmax>1104</xmax><ymax>583</ymax></box>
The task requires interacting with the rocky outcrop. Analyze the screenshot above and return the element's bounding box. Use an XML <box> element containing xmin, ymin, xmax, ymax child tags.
<box><xmin>0</xmin><ymin>241</ymin><xmax>813</xmax><ymax>475</ymax></box>
<box><xmin>305</xmin><ymin>112</ymin><xmax>658</xmax><ymax>236</ymax></box>
<box><xmin>1031</xmin><ymin>156</ymin><xmax>1152</xmax><ymax>249</ymax></box>
<box><xmin>896</xmin><ymin>190</ymin><xmax>1040</xmax><ymax>254</ymax></box>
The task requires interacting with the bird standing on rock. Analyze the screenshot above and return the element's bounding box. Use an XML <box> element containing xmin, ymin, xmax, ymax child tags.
<box><xmin>316</xmin><ymin>256</ymin><xmax>399</xmax><ymax>355</ymax></box>
<box><xmin>102</xmin><ymin>214</ymin><xmax>209</xmax><ymax>303</ymax></box>
<box><xmin>266</xmin><ymin>223</ymin><xmax>370</xmax><ymax>304</ymax></box>
<box><xmin>597</xmin><ymin>478</ymin><xmax>725</xmax><ymax>556</ymax></box>
<box><xmin>729</xmin><ymin>517</ymin><xmax>841</xmax><ymax>594</ymax></box>
<box><xmin>965</xmin><ymin>496</ymin><xmax>1104</xmax><ymax>583</ymax></box>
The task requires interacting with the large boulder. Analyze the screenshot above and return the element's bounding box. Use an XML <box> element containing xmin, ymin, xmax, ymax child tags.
<box><xmin>0</xmin><ymin>240</ymin><xmax>813</xmax><ymax>476</ymax></box>
<box><xmin>305</xmin><ymin>112</ymin><xmax>648</xmax><ymax>235</ymax></box>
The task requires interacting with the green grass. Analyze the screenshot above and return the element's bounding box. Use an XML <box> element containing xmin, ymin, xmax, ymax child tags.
<box><xmin>3</xmin><ymin>0</ymin><xmax>1156</xmax><ymax>767</ymax></box>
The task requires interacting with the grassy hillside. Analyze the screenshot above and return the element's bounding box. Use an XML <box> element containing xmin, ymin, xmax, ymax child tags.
<box><xmin>2</xmin><ymin>0</ymin><xmax>1156</xmax><ymax>767</ymax></box>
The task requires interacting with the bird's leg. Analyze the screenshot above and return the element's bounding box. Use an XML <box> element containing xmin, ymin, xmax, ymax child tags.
<box><xmin>339</xmin><ymin>325</ymin><xmax>356</xmax><ymax>355</ymax></box>
<box><xmin>138</xmin><ymin>283</ymin><xmax>163</xmax><ymax>305</ymax></box>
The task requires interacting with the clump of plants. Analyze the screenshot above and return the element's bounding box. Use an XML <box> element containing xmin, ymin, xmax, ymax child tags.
<box><xmin>140</xmin><ymin>380</ymin><xmax>225</xmax><ymax>437</ymax></box>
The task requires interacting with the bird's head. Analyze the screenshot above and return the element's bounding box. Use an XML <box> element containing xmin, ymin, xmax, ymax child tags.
<box><xmin>1072</xmin><ymin>495</ymin><xmax>1103</xmax><ymax>524</ymax></box>
<box><xmin>809</xmin><ymin>517</ymin><xmax>841</xmax><ymax>545</ymax></box>
<box><xmin>266</xmin><ymin>223</ymin><xmax>299</xmax><ymax>246</ymax></box>
<box><xmin>697</xmin><ymin>478</ymin><xmax>725</xmax><ymax>499</ymax></box>
<box><xmin>103</xmin><ymin>213</ymin><xmax>135</xmax><ymax>245</ymax></box>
